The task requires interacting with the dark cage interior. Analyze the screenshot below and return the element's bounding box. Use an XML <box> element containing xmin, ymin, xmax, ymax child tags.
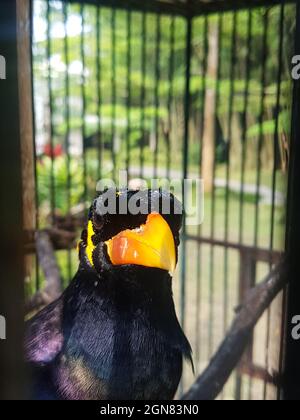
<box><xmin>0</xmin><ymin>0</ymin><xmax>299</xmax><ymax>400</ymax></box>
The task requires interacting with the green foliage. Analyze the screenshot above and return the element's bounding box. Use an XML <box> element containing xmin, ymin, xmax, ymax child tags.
<box><xmin>33</xmin><ymin>0</ymin><xmax>295</xmax><ymax>193</ymax></box>
<box><xmin>37</xmin><ymin>156</ymin><xmax>84</xmax><ymax>215</ymax></box>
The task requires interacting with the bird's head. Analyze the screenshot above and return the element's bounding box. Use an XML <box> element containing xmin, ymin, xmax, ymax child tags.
<box><xmin>78</xmin><ymin>189</ymin><xmax>183</xmax><ymax>277</ymax></box>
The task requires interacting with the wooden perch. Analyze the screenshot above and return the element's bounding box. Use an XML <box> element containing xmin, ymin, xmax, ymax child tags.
<box><xmin>25</xmin><ymin>231</ymin><xmax>62</xmax><ymax>314</ymax></box>
<box><xmin>24</xmin><ymin>227</ymin><xmax>77</xmax><ymax>254</ymax></box>
<box><xmin>181</xmin><ymin>260</ymin><xmax>287</xmax><ymax>400</ymax></box>
<box><xmin>51</xmin><ymin>204</ymin><xmax>86</xmax><ymax>232</ymax></box>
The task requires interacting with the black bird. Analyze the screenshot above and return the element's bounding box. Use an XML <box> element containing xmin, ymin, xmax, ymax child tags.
<box><xmin>25</xmin><ymin>189</ymin><xmax>192</xmax><ymax>400</ymax></box>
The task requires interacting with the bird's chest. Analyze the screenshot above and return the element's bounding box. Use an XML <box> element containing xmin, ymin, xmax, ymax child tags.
<box><xmin>55</xmin><ymin>306</ymin><xmax>182</xmax><ymax>400</ymax></box>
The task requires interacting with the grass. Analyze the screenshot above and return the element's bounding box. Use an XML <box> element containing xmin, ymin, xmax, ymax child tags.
<box><xmin>187</xmin><ymin>188</ymin><xmax>285</xmax><ymax>250</ymax></box>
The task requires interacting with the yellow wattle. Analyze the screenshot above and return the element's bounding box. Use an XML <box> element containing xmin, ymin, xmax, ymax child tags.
<box><xmin>86</xmin><ymin>220</ymin><xmax>96</xmax><ymax>266</ymax></box>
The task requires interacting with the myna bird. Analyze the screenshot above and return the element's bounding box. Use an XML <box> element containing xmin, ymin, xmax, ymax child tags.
<box><xmin>25</xmin><ymin>189</ymin><xmax>192</xmax><ymax>400</ymax></box>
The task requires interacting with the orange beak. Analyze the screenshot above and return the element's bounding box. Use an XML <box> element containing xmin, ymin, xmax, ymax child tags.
<box><xmin>105</xmin><ymin>213</ymin><xmax>177</xmax><ymax>273</ymax></box>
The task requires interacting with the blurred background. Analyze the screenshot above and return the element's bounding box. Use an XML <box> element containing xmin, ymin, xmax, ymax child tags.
<box><xmin>25</xmin><ymin>0</ymin><xmax>297</xmax><ymax>400</ymax></box>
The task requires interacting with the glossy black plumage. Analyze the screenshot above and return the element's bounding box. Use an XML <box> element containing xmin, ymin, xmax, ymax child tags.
<box><xmin>25</xmin><ymin>190</ymin><xmax>192</xmax><ymax>400</ymax></box>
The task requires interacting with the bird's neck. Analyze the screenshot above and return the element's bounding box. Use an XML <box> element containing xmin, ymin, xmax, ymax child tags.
<box><xmin>71</xmin><ymin>265</ymin><xmax>176</xmax><ymax>320</ymax></box>
<box><xmin>63</xmin><ymin>266</ymin><xmax>192</xmax><ymax>372</ymax></box>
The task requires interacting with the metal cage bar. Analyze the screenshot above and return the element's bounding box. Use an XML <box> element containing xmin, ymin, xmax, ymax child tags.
<box><xmin>139</xmin><ymin>9</ymin><xmax>147</xmax><ymax>179</ymax></box>
<box><xmin>80</xmin><ymin>3</ymin><xmax>88</xmax><ymax>207</ymax></box>
<box><xmin>46</xmin><ymin>1</ymin><xmax>56</xmax><ymax>223</ymax></box>
<box><xmin>194</xmin><ymin>14</ymin><xmax>208</xmax><ymax>370</ymax></box>
<box><xmin>96</xmin><ymin>6</ymin><xmax>103</xmax><ymax>180</ymax></box>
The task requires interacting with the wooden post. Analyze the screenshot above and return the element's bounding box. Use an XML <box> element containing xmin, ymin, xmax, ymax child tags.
<box><xmin>16</xmin><ymin>0</ymin><xmax>36</xmax><ymax>279</ymax></box>
<box><xmin>282</xmin><ymin>0</ymin><xmax>300</xmax><ymax>400</ymax></box>
<box><xmin>0</xmin><ymin>0</ymin><xmax>26</xmax><ymax>399</ymax></box>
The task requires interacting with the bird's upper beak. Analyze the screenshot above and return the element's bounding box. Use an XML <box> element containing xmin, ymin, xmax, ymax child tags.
<box><xmin>105</xmin><ymin>213</ymin><xmax>177</xmax><ymax>273</ymax></box>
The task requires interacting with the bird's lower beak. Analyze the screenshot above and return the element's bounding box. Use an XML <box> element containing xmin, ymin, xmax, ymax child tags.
<box><xmin>105</xmin><ymin>213</ymin><xmax>177</xmax><ymax>273</ymax></box>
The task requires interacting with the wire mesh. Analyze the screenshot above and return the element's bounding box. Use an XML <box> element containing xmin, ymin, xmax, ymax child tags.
<box><xmin>30</xmin><ymin>0</ymin><xmax>296</xmax><ymax>400</ymax></box>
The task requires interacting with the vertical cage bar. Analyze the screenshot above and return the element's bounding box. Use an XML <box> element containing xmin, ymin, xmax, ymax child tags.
<box><xmin>80</xmin><ymin>3</ymin><xmax>88</xmax><ymax>208</ymax></box>
<box><xmin>126</xmin><ymin>6</ymin><xmax>132</xmax><ymax>178</ymax></box>
<box><xmin>96</xmin><ymin>5</ymin><xmax>103</xmax><ymax>180</ymax></box>
<box><xmin>270</xmin><ymin>3</ymin><xmax>284</xmax><ymax>254</ymax></box>
<box><xmin>46</xmin><ymin>0</ymin><xmax>56</xmax><ymax>224</ymax></box>
<box><xmin>277</xmin><ymin>4</ymin><xmax>289</xmax><ymax>401</ymax></box>
<box><xmin>254</xmin><ymin>10</ymin><xmax>269</xmax><ymax>248</ymax></box>
<box><xmin>63</xmin><ymin>1</ymin><xmax>71</xmax><ymax>213</ymax></box>
<box><xmin>224</xmin><ymin>10</ymin><xmax>237</xmax><ymax>334</ymax></box>
<box><xmin>264</xmin><ymin>2</ymin><xmax>285</xmax><ymax>401</ymax></box>
<box><xmin>180</xmin><ymin>15</ymin><xmax>193</xmax><ymax>344</ymax></box>
<box><xmin>238</xmin><ymin>9</ymin><xmax>252</xmax><ymax>245</ymax></box>
<box><xmin>111</xmin><ymin>7</ymin><xmax>117</xmax><ymax>182</ymax></box>
<box><xmin>139</xmin><ymin>9</ymin><xmax>147</xmax><ymax>179</ymax></box>
<box><xmin>208</xmin><ymin>13</ymin><xmax>223</xmax><ymax>358</ymax></box>
<box><xmin>179</xmin><ymin>16</ymin><xmax>192</xmax><ymax>396</ymax></box>
<box><xmin>153</xmin><ymin>14</ymin><xmax>161</xmax><ymax>179</ymax></box>
<box><xmin>195</xmin><ymin>14</ymin><xmax>208</xmax><ymax>369</ymax></box>
<box><xmin>178</xmin><ymin>16</ymin><xmax>192</xmax><ymax>395</ymax></box>
<box><xmin>63</xmin><ymin>1</ymin><xmax>72</xmax><ymax>279</ymax></box>
<box><xmin>30</xmin><ymin>0</ymin><xmax>41</xmax><ymax>291</ymax></box>
<box><xmin>236</xmin><ymin>8</ymin><xmax>253</xmax><ymax>401</ymax></box>
<box><xmin>250</xmin><ymin>11</ymin><xmax>269</xmax><ymax>400</ymax></box>
<box><xmin>166</xmin><ymin>16</ymin><xmax>175</xmax><ymax>180</ymax></box>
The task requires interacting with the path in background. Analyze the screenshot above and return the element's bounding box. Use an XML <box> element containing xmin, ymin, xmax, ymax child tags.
<box><xmin>129</xmin><ymin>165</ymin><xmax>285</xmax><ymax>206</ymax></box>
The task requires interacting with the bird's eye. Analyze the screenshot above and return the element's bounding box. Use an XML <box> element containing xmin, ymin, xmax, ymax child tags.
<box><xmin>93</xmin><ymin>213</ymin><xmax>103</xmax><ymax>230</ymax></box>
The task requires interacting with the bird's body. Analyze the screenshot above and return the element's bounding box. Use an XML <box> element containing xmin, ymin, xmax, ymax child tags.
<box><xmin>25</xmin><ymin>190</ymin><xmax>192</xmax><ymax>400</ymax></box>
